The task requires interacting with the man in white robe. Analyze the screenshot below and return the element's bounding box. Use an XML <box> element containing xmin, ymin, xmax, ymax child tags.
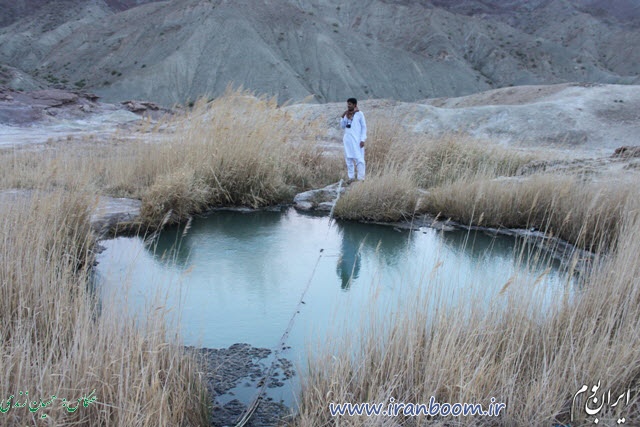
<box><xmin>340</xmin><ymin>97</ymin><xmax>367</xmax><ymax>182</ymax></box>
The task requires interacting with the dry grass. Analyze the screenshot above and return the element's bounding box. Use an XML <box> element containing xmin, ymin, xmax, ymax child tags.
<box><xmin>334</xmin><ymin>169</ymin><xmax>418</xmax><ymax>222</ymax></box>
<box><xmin>0</xmin><ymin>88</ymin><xmax>342</xmax><ymax>227</ymax></box>
<box><xmin>0</xmin><ymin>190</ymin><xmax>208</xmax><ymax>426</ymax></box>
<box><xmin>411</xmin><ymin>135</ymin><xmax>531</xmax><ymax>189</ymax></box>
<box><xmin>421</xmin><ymin>174</ymin><xmax>633</xmax><ymax>251</ymax></box>
<box><xmin>293</xmin><ymin>197</ymin><xmax>640</xmax><ymax>426</ymax></box>
<box><xmin>0</xmin><ymin>90</ymin><xmax>345</xmax><ymax>426</ymax></box>
<box><xmin>0</xmin><ymin>88</ymin><xmax>345</xmax><ymax>426</ymax></box>
<box><xmin>342</xmin><ymin>117</ymin><xmax>632</xmax><ymax>251</ymax></box>
<box><xmin>294</xmin><ymin>114</ymin><xmax>640</xmax><ymax>426</ymax></box>
<box><xmin>139</xmin><ymin>92</ymin><xmax>340</xmax><ymax>224</ymax></box>
<box><xmin>365</xmin><ymin>118</ymin><xmax>532</xmax><ymax>186</ymax></box>
<box><xmin>2</xmin><ymin>90</ymin><xmax>638</xmax><ymax>427</ymax></box>
<box><xmin>335</xmin><ymin>119</ymin><xmax>534</xmax><ymax>224</ymax></box>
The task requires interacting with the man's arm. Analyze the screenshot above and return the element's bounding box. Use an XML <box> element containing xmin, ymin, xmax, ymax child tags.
<box><xmin>359</xmin><ymin>112</ymin><xmax>367</xmax><ymax>147</ymax></box>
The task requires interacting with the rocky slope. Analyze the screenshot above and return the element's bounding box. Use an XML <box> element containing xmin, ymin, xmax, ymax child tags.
<box><xmin>287</xmin><ymin>83</ymin><xmax>640</xmax><ymax>157</ymax></box>
<box><xmin>0</xmin><ymin>0</ymin><xmax>638</xmax><ymax>106</ymax></box>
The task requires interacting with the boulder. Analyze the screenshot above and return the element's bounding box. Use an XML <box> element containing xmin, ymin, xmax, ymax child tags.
<box><xmin>293</xmin><ymin>182</ymin><xmax>345</xmax><ymax>212</ymax></box>
<box><xmin>82</xmin><ymin>92</ymin><xmax>100</xmax><ymax>102</ymax></box>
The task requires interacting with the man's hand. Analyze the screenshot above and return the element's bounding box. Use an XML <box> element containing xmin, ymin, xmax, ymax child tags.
<box><xmin>360</xmin><ymin>141</ymin><xmax>365</xmax><ymax>148</ymax></box>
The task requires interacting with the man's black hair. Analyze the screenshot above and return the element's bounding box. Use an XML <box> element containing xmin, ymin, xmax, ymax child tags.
<box><xmin>347</xmin><ymin>97</ymin><xmax>358</xmax><ymax>105</ymax></box>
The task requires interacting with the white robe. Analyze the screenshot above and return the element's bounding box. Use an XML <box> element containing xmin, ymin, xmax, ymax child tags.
<box><xmin>340</xmin><ymin>111</ymin><xmax>367</xmax><ymax>162</ymax></box>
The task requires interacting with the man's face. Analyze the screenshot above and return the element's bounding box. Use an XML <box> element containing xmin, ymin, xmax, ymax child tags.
<box><xmin>347</xmin><ymin>101</ymin><xmax>356</xmax><ymax>111</ymax></box>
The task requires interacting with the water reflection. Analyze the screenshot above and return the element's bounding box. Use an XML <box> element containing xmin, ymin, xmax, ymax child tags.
<box><xmin>146</xmin><ymin>209</ymin><xmax>285</xmax><ymax>270</ymax></box>
<box><xmin>439</xmin><ymin>229</ymin><xmax>514</xmax><ymax>260</ymax></box>
<box><xmin>98</xmin><ymin>210</ymin><xmax>577</xmax><ymax>366</ymax></box>
<box><xmin>439</xmin><ymin>229</ymin><xmax>566</xmax><ymax>272</ymax></box>
<box><xmin>146</xmin><ymin>227</ymin><xmax>192</xmax><ymax>269</ymax></box>
<box><xmin>336</xmin><ymin>223</ymin><xmax>363</xmax><ymax>289</ymax></box>
<box><xmin>335</xmin><ymin>220</ymin><xmax>412</xmax><ymax>289</ymax></box>
<box><xmin>96</xmin><ymin>208</ymin><xmax>577</xmax><ymax>408</ymax></box>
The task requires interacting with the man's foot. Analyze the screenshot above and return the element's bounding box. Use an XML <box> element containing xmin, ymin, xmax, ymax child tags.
<box><xmin>346</xmin><ymin>178</ymin><xmax>355</xmax><ymax>185</ymax></box>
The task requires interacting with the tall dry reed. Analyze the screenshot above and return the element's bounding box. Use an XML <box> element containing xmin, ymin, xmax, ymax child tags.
<box><xmin>0</xmin><ymin>88</ymin><xmax>342</xmax><ymax>228</ymax></box>
<box><xmin>0</xmin><ymin>189</ymin><xmax>208</xmax><ymax>426</ymax></box>
<box><xmin>421</xmin><ymin>174</ymin><xmax>633</xmax><ymax>251</ymax></box>
<box><xmin>294</xmin><ymin>195</ymin><xmax>640</xmax><ymax>426</ymax></box>
<box><xmin>335</xmin><ymin>119</ymin><xmax>533</xmax><ymax>224</ymax></box>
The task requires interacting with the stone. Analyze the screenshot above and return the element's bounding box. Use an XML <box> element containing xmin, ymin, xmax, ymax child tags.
<box><xmin>29</xmin><ymin>89</ymin><xmax>79</xmax><ymax>107</ymax></box>
<box><xmin>121</xmin><ymin>100</ymin><xmax>148</xmax><ymax>112</ymax></box>
<box><xmin>316</xmin><ymin>201</ymin><xmax>334</xmax><ymax>211</ymax></box>
<box><xmin>90</xmin><ymin>196</ymin><xmax>141</xmax><ymax>237</ymax></box>
<box><xmin>294</xmin><ymin>201</ymin><xmax>313</xmax><ymax>211</ymax></box>
<box><xmin>82</xmin><ymin>93</ymin><xmax>100</xmax><ymax>102</ymax></box>
<box><xmin>121</xmin><ymin>100</ymin><xmax>161</xmax><ymax>113</ymax></box>
<box><xmin>293</xmin><ymin>182</ymin><xmax>344</xmax><ymax>212</ymax></box>
<box><xmin>612</xmin><ymin>146</ymin><xmax>640</xmax><ymax>158</ymax></box>
<box><xmin>0</xmin><ymin>191</ymin><xmax>141</xmax><ymax>237</ymax></box>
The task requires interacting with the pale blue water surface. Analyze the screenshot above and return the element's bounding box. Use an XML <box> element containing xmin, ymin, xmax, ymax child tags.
<box><xmin>94</xmin><ymin>207</ymin><xmax>574</xmax><ymax>406</ymax></box>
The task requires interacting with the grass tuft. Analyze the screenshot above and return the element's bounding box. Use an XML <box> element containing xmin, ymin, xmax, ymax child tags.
<box><xmin>334</xmin><ymin>169</ymin><xmax>418</xmax><ymax>222</ymax></box>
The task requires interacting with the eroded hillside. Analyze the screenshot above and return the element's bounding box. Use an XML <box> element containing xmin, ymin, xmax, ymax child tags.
<box><xmin>0</xmin><ymin>0</ymin><xmax>639</xmax><ymax>105</ymax></box>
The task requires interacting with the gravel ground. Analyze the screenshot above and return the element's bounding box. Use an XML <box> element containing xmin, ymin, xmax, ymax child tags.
<box><xmin>189</xmin><ymin>344</ymin><xmax>296</xmax><ymax>427</ymax></box>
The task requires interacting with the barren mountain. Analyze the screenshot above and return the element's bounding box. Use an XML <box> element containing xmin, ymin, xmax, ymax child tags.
<box><xmin>0</xmin><ymin>0</ymin><xmax>639</xmax><ymax>106</ymax></box>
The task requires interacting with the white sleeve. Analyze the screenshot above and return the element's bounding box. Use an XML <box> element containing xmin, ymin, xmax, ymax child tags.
<box><xmin>359</xmin><ymin>112</ymin><xmax>367</xmax><ymax>141</ymax></box>
<box><xmin>340</xmin><ymin>116</ymin><xmax>347</xmax><ymax>129</ymax></box>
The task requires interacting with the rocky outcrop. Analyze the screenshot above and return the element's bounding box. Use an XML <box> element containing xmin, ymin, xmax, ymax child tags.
<box><xmin>120</xmin><ymin>99</ymin><xmax>171</xmax><ymax>119</ymax></box>
<box><xmin>30</xmin><ymin>89</ymin><xmax>79</xmax><ymax>107</ymax></box>
<box><xmin>0</xmin><ymin>87</ymin><xmax>102</xmax><ymax>125</ymax></box>
<box><xmin>612</xmin><ymin>146</ymin><xmax>640</xmax><ymax>158</ymax></box>
<box><xmin>0</xmin><ymin>101</ymin><xmax>44</xmax><ymax>125</ymax></box>
<box><xmin>0</xmin><ymin>86</ymin><xmax>145</xmax><ymax>146</ymax></box>
<box><xmin>293</xmin><ymin>182</ymin><xmax>345</xmax><ymax>212</ymax></box>
<box><xmin>287</xmin><ymin>84</ymin><xmax>640</xmax><ymax>155</ymax></box>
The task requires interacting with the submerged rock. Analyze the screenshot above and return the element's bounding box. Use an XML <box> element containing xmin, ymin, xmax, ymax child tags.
<box><xmin>190</xmin><ymin>343</ymin><xmax>294</xmax><ymax>427</ymax></box>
